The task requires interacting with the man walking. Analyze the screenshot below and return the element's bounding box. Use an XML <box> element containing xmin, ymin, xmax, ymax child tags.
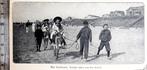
<box><xmin>75</xmin><ymin>20</ymin><xmax>92</xmax><ymax>61</ymax></box>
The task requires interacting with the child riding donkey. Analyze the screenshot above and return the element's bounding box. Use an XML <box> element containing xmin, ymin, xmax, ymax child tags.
<box><xmin>50</xmin><ymin>16</ymin><xmax>66</xmax><ymax>49</ymax></box>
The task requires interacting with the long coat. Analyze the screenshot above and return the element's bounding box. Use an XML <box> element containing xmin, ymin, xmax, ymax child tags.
<box><xmin>35</xmin><ymin>29</ymin><xmax>44</xmax><ymax>45</ymax></box>
<box><xmin>77</xmin><ymin>26</ymin><xmax>92</xmax><ymax>59</ymax></box>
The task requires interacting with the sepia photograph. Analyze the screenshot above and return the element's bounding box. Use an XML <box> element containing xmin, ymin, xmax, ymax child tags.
<box><xmin>12</xmin><ymin>2</ymin><xmax>144</xmax><ymax>64</ymax></box>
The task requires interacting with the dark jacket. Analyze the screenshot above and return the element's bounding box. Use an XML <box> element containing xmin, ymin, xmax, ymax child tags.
<box><xmin>99</xmin><ymin>29</ymin><xmax>111</xmax><ymax>42</ymax></box>
<box><xmin>57</xmin><ymin>24</ymin><xmax>63</xmax><ymax>30</ymax></box>
<box><xmin>77</xmin><ymin>26</ymin><xmax>92</xmax><ymax>42</ymax></box>
<box><xmin>35</xmin><ymin>29</ymin><xmax>44</xmax><ymax>40</ymax></box>
<box><xmin>26</xmin><ymin>21</ymin><xmax>30</xmax><ymax>27</ymax></box>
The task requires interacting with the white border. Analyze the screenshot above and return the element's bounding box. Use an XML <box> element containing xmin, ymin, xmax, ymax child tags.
<box><xmin>9</xmin><ymin>0</ymin><xmax>146</xmax><ymax>70</ymax></box>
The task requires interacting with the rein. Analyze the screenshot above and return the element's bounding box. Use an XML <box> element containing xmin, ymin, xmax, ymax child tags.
<box><xmin>64</xmin><ymin>37</ymin><xmax>79</xmax><ymax>49</ymax></box>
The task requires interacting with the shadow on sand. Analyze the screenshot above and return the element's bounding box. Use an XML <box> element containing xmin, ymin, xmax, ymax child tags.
<box><xmin>64</xmin><ymin>51</ymin><xmax>81</xmax><ymax>59</ymax></box>
<box><xmin>50</xmin><ymin>51</ymin><xmax>80</xmax><ymax>61</ymax></box>
<box><xmin>87</xmin><ymin>52</ymin><xmax>126</xmax><ymax>62</ymax></box>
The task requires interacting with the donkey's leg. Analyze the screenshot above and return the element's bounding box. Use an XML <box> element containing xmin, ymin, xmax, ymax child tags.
<box><xmin>44</xmin><ymin>38</ymin><xmax>48</xmax><ymax>50</ymax></box>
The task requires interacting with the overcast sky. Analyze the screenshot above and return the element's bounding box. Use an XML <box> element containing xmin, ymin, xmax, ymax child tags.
<box><xmin>12</xmin><ymin>2</ymin><xmax>143</xmax><ymax>22</ymax></box>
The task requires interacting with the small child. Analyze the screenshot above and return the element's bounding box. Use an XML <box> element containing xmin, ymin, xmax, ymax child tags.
<box><xmin>76</xmin><ymin>20</ymin><xmax>92</xmax><ymax>61</ymax></box>
<box><xmin>97</xmin><ymin>24</ymin><xmax>112</xmax><ymax>59</ymax></box>
<box><xmin>35</xmin><ymin>24</ymin><xmax>44</xmax><ymax>52</ymax></box>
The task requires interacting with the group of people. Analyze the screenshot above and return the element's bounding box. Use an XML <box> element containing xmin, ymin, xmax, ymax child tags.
<box><xmin>26</xmin><ymin>16</ymin><xmax>112</xmax><ymax>61</ymax></box>
<box><xmin>75</xmin><ymin>21</ymin><xmax>112</xmax><ymax>61</ymax></box>
<box><xmin>32</xmin><ymin>16</ymin><xmax>67</xmax><ymax>52</ymax></box>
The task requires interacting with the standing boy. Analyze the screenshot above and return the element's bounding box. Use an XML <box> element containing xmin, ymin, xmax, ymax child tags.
<box><xmin>75</xmin><ymin>20</ymin><xmax>92</xmax><ymax>61</ymax></box>
<box><xmin>35</xmin><ymin>24</ymin><xmax>44</xmax><ymax>52</ymax></box>
<box><xmin>97</xmin><ymin>24</ymin><xmax>112</xmax><ymax>59</ymax></box>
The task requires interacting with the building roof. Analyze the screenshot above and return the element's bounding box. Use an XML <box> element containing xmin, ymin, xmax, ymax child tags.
<box><xmin>127</xmin><ymin>6</ymin><xmax>144</xmax><ymax>11</ymax></box>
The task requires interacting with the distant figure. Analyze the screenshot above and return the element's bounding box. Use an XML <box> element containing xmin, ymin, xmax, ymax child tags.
<box><xmin>26</xmin><ymin>20</ymin><xmax>30</xmax><ymax>33</ymax></box>
<box><xmin>97</xmin><ymin>24</ymin><xmax>112</xmax><ymax>60</ymax></box>
<box><xmin>35</xmin><ymin>24</ymin><xmax>44</xmax><ymax>52</ymax></box>
<box><xmin>75</xmin><ymin>20</ymin><xmax>92</xmax><ymax>61</ymax></box>
<box><xmin>32</xmin><ymin>22</ymin><xmax>36</xmax><ymax>33</ymax></box>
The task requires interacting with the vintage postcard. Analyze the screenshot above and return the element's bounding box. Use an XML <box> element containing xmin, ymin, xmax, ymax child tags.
<box><xmin>8</xmin><ymin>0</ymin><xmax>147</xmax><ymax>70</ymax></box>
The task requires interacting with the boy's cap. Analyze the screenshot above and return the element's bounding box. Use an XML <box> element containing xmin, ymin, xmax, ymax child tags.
<box><xmin>103</xmin><ymin>24</ymin><xmax>108</xmax><ymax>27</ymax></box>
<box><xmin>53</xmin><ymin>16</ymin><xmax>62</xmax><ymax>22</ymax></box>
<box><xmin>83</xmin><ymin>20</ymin><xmax>89</xmax><ymax>25</ymax></box>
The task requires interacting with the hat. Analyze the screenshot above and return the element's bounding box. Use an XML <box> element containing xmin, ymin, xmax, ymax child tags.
<box><xmin>43</xmin><ymin>19</ymin><xmax>49</xmax><ymax>22</ymax></box>
<box><xmin>53</xmin><ymin>16</ymin><xmax>62</xmax><ymax>22</ymax></box>
<box><xmin>83</xmin><ymin>20</ymin><xmax>89</xmax><ymax>25</ymax></box>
